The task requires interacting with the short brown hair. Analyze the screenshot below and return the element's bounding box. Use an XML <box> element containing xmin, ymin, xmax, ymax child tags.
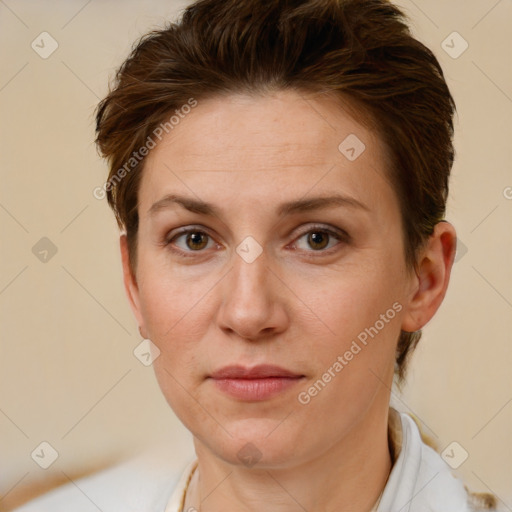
<box><xmin>95</xmin><ymin>0</ymin><xmax>456</xmax><ymax>384</ymax></box>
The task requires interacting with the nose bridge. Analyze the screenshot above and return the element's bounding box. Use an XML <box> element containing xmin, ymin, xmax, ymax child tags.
<box><xmin>230</xmin><ymin>234</ymin><xmax>270</xmax><ymax>303</ymax></box>
<box><xmin>217</xmin><ymin>234</ymin><xmax>280</xmax><ymax>337</ymax></box>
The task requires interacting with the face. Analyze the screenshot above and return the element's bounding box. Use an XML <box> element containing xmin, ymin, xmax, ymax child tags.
<box><xmin>123</xmin><ymin>89</ymin><xmax>419</xmax><ymax>468</ymax></box>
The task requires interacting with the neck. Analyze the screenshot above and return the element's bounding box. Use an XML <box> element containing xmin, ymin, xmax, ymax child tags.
<box><xmin>183</xmin><ymin>402</ymin><xmax>392</xmax><ymax>512</ymax></box>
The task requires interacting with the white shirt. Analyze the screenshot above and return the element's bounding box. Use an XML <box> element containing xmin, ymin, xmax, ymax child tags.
<box><xmin>12</xmin><ymin>409</ymin><xmax>491</xmax><ymax>512</ymax></box>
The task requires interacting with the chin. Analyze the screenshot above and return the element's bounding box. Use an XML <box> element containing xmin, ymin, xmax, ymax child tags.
<box><xmin>213</xmin><ymin>419</ymin><xmax>303</xmax><ymax>468</ymax></box>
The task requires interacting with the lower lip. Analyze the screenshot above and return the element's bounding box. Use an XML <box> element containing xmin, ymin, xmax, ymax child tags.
<box><xmin>210</xmin><ymin>377</ymin><xmax>304</xmax><ymax>401</ymax></box>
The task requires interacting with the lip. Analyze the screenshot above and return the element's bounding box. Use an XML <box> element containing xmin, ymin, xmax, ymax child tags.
<box><xmin>210</xmin><ymin>364</ymin><xmax>303</xmax><ymax>379</ymax></box>
<box><xmin>209</xmin><ymin>364</ymin><xmax>305</xmax><ymax>401</ymax></box>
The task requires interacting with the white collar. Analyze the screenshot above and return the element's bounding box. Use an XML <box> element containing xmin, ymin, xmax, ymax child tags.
<box><xmin>164</xmin><ymin>410</ymin><xmax>471</xmax><ymax>512</ymax></box>
<box><xmin>377</xmin><ymin>412</ymin><xmax>470</xmax><ymax>511</ymax></box>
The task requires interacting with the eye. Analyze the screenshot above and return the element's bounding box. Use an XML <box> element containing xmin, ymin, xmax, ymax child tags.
<box><xmin>165</xmin><ymin>227</ymin><xmax>217</xmax><ymax>257</ymax></box>
<box><xmin>164</xmin><ymin>224</ymin><xmax>349</xmax><ymax>258</ymax></box>
<box><xmin>292</xmin><ymin>225</ymin><xmax>349</xmax><ymax>254</ymax></box>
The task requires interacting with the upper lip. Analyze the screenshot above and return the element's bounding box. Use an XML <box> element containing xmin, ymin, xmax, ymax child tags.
<box><xmin>210</xmin><ymin>364</ymin><xmax>304</xmax><ymax>379</ymax></box>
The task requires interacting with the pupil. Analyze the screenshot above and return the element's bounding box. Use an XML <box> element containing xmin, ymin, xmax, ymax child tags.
<box><xmin>189</xmin><ymin>232</ymin><xmax>206</xmax><ymax>249</ymax></box>
<box><xmin>310</xmin><ymin>232</ymin><xmax>327</xmax><ymax>250</ymax></box>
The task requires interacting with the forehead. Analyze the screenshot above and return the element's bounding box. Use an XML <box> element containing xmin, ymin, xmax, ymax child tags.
<box><xmin>140</xmin><ymin>89</ymin><xmax>391</xmax><ymax>211</ymax></box>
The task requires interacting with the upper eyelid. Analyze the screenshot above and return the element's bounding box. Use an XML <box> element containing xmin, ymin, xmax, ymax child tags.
<box><xmin>294</xmin><ymin>224</ymin><xmax>348</xmax><ymax>237</ymax></box>
<box><xmin>167</xmin><ymin>224</ymin><xmax>348</xmax><ymax>248</ymax></box>
<box><xmin>167</xmin><ymin>223</ymin><xmax>346</xmax><ymax>238</ymax></box>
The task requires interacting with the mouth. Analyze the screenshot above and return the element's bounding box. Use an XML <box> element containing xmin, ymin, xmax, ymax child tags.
<box><xmin>208</xmin><ymin>364</ymin><xmax>305</xmax><ymax>401</ymax></box>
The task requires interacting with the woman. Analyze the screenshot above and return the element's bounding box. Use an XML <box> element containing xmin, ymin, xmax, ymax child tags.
<box><xmin>14</xmin><ymin>0</ymin><xmax>499</xmax><ymax>510</ymax></box>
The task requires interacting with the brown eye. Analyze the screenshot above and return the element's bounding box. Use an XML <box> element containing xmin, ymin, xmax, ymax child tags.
<box><xmin>184</xmin><ymin>231</ymin><xmax>209</xmax><ymax>251</ymax></box>
<box><xmin>166</xmin><ymin>228</ymin><xmax>215</xmax><ymax>256</ymax></box>
<box><xmin>307</xmin><ymin>231</ymin><xmax>330</xmax><ymax>250</ymax></box>
<box><xmin>294</xmin><ymin>226</ymin><xmax>347</xmax><ymax>253</ymax></box>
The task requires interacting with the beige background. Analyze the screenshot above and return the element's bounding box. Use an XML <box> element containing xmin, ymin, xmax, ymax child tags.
<box><xmin>1</xmin><ymin>0</ymin><xmax>511</xmax><ymax>510</ymax></box>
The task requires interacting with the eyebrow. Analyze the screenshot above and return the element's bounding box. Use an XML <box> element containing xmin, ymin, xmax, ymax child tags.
<box><xmin>148</xmin><ymin>193</ymin><xmax>370</xmax><ymax>218</ymax></box>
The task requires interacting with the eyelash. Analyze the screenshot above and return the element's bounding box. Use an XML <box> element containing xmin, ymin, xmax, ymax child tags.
<box><xmin>163</xmin><ymin>224</ymin><xmax>350</xmax><ymax>259</ymax></box>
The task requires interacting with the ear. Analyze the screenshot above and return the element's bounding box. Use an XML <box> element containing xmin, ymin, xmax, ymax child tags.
<box><xmin>401</xmin><ymin>221</ymin><xmax>457</xmax><ymax>333</ymax></box>
<box><xmin>120</xmin><ymin>234</ymin><xmax>146</xmax><ymax>336</ymax></box>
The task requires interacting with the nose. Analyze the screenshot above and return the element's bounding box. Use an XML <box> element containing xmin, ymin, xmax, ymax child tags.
<box><xmin>216</xmin><ymin>239</ymin><xmax>289</xmax><ymax>341</ymax></box>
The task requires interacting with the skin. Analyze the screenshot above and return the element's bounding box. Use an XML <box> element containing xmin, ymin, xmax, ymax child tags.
<box><xmin>120</xmin><ymin>89</ymin><xmax>456</xmax><ymax>511</ymax></box>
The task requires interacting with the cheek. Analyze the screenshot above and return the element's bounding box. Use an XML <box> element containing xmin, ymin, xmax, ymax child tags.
<box><xmin>135</xmin><ymin>265</ymin><xmax>210</xmax><ymax>397</ymax></box>
<box><xmin>138</xmin><ymin>269</ymin><xmax>209</xmax><ymax>424</ymax></box>
<box><xmin>136</xmin><ymin>254</ymin><xmax>213</xmax><ymax>340</ymax></box>
<box><xmin>294</xmin><ymin>274</ymin><xmax>403</xmax><ymax>428</ymax></box>
<box><xmin>308</xmin><ymin>254</ymin><xmax>404</xmax><ymax>333</ymax></box>
<box><xmin>298</xmin><ymin>251</ymin><xmax>406</xmax><ymax>382</ymax></box>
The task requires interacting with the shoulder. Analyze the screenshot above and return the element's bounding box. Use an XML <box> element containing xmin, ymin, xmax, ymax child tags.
<box><xmin>399</xmin><ymin>411</ymin><xmax>500</xmax><ymax>512</ymax></box>
<box><xmin>12</xmin><ymin>443</ymin><xmax>195</xmax><ymax>512</ymax></box>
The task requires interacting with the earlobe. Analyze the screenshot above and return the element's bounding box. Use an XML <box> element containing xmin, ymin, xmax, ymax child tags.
<box><xmin>401</xmin><ymin>221</ymin><xmax>457</xmax><ymax>333</ymax></box>
<box><xmin>120</xmin><ymin>234</ymin><xmax>145</xmax><ymax>331</ymax></box>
